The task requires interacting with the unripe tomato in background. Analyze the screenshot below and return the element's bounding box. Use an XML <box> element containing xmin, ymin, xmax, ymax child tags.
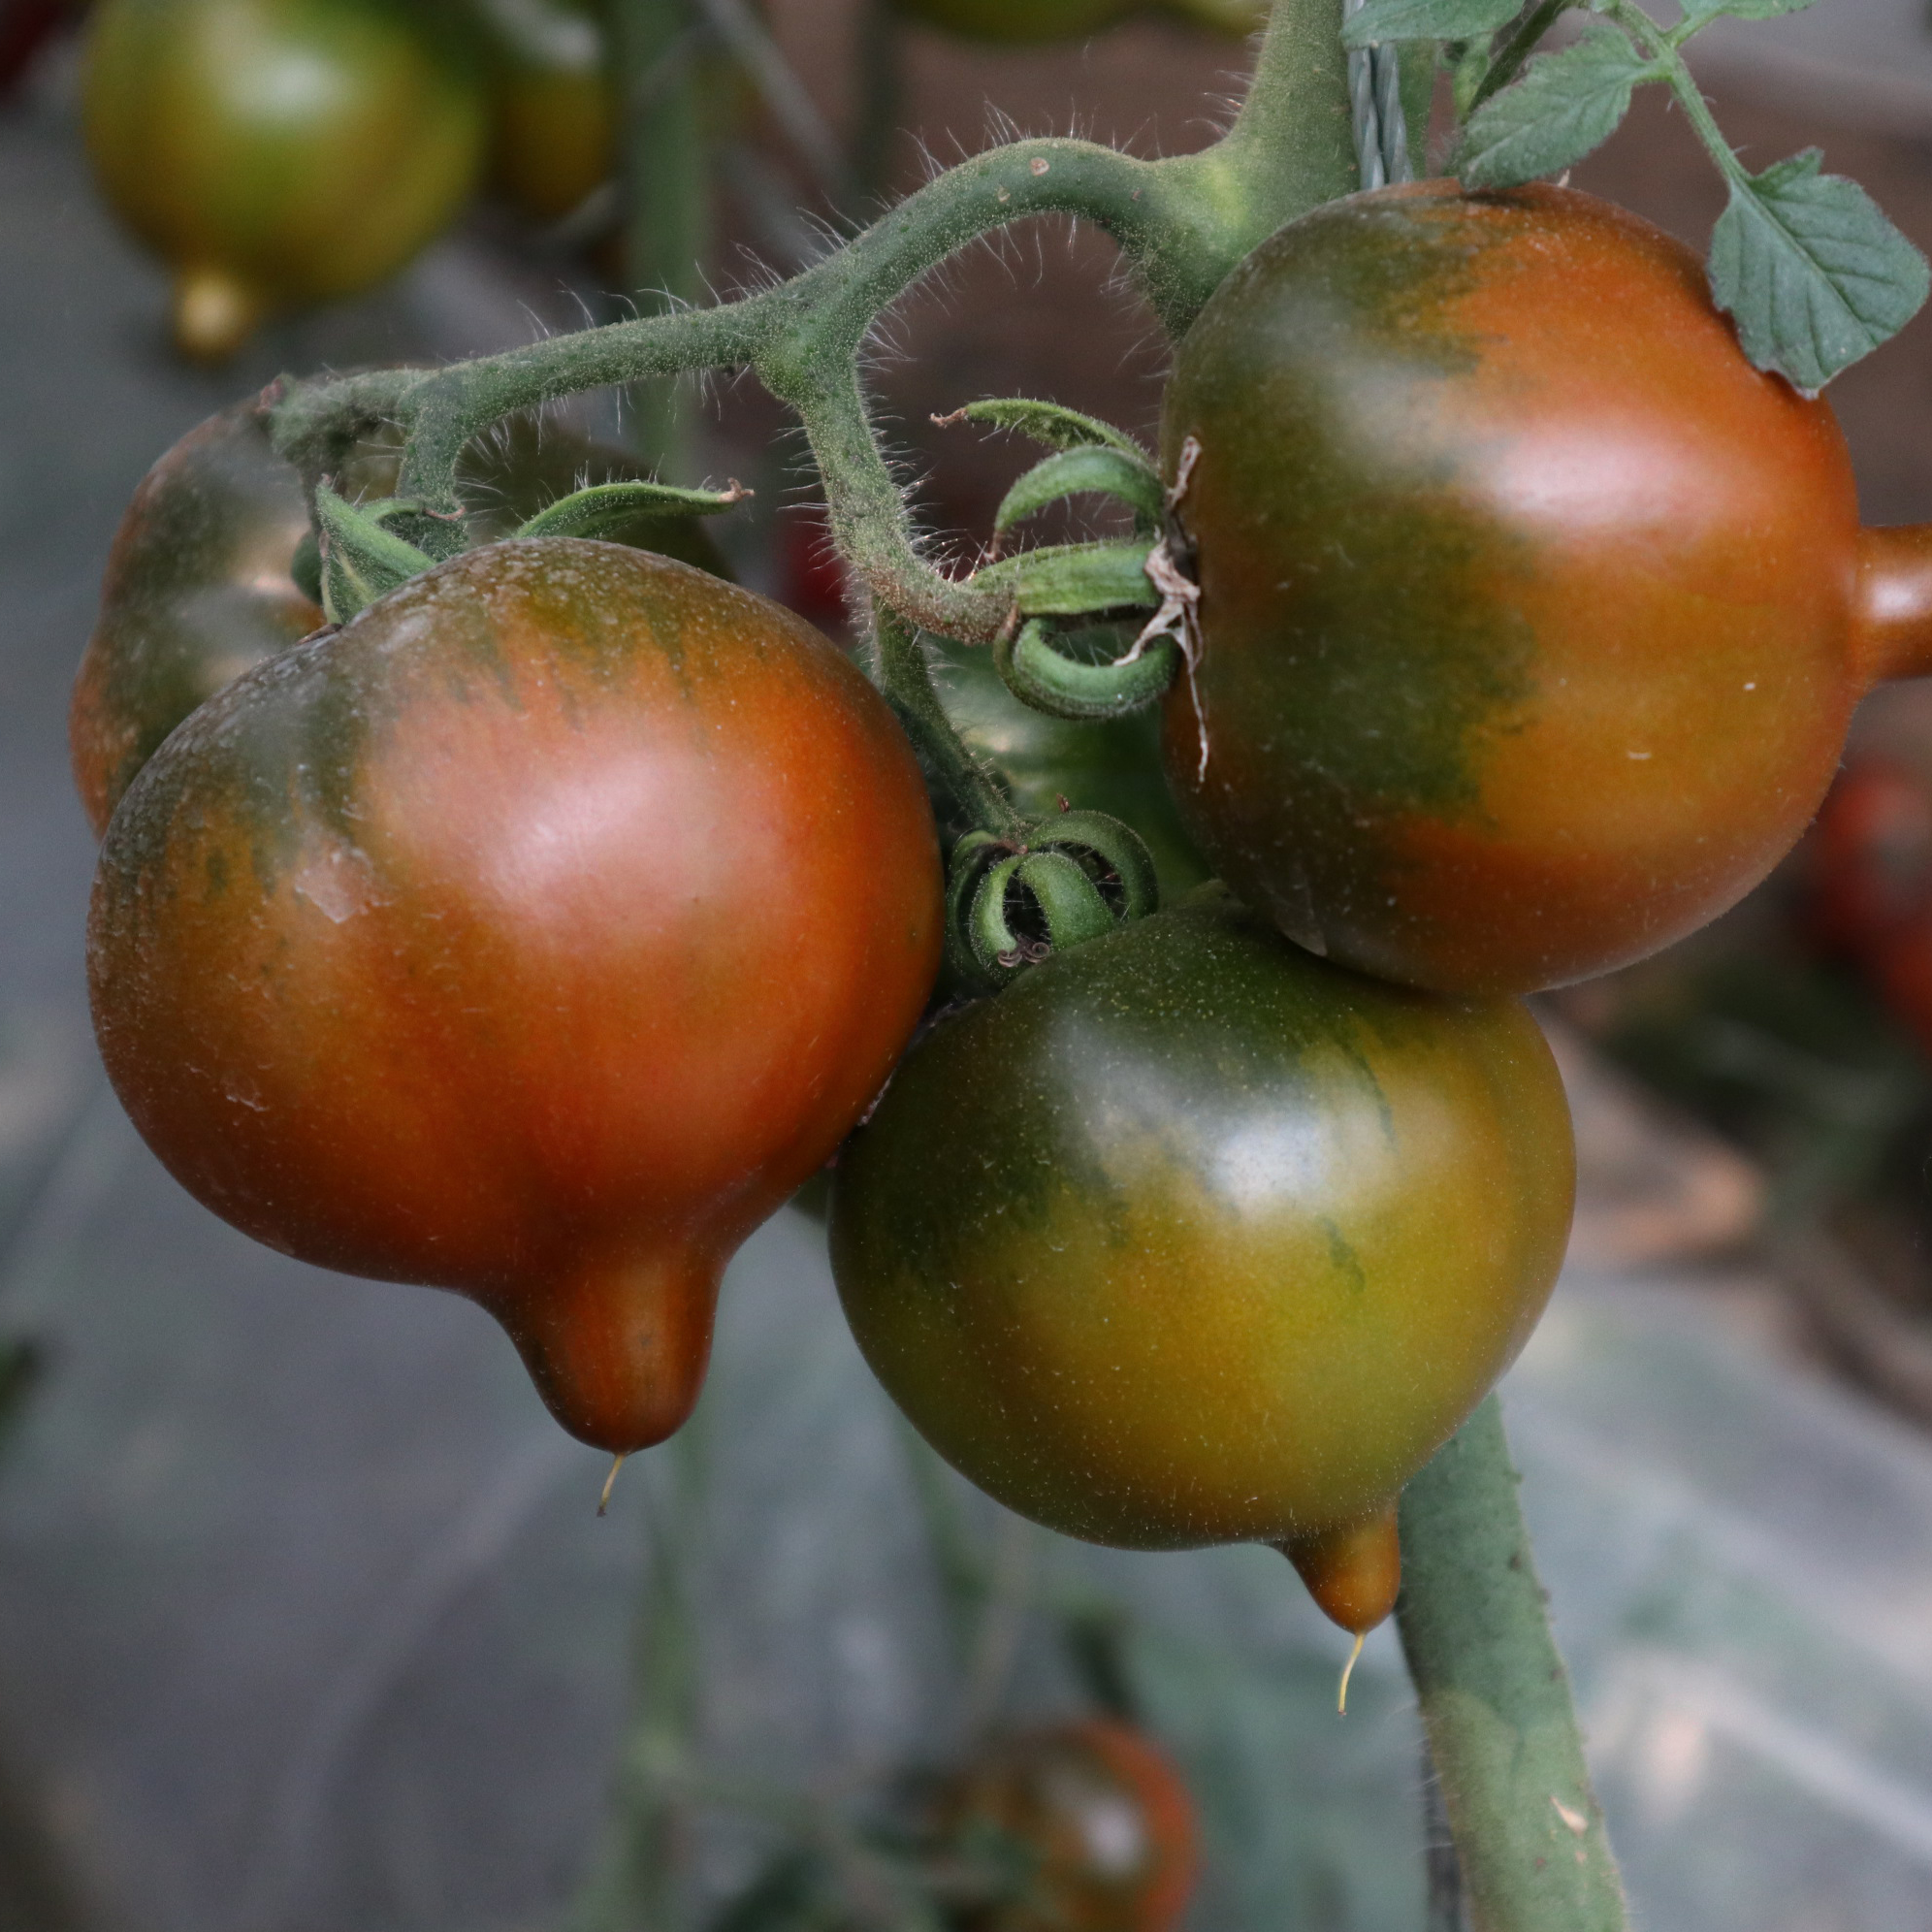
<box><xmin>1162</xmin><ymin>180</ymin><xmax>1932</xmax><ymax>998</ymax></box>
<box><xmin>831</xmin><ymin>886</ymin><xmax>1572</xmax><ymax>1621</ymax></box>
<box><xmin>470</xmin><ymin>0</ymin><xmax>613</xmax><ymax>222</ymax></box>
<box><xmin>82</xmin><ymin>0</ymin><xmax>487</xmax><ymax>359</ymax></box>
<box><xmin>69</xmin><ymin>394</ymin><xmax>731</xmax><ymax>835</ymax></box>
<box><xmin>88</xmin><ymin>540</ymin><xmax>943</xmax><ymax>1453</ymax></box>
<box><xmin>934</xmin><ymin>1719</ymin><xmax>1199</xmax><ymax>1932</ymax></box>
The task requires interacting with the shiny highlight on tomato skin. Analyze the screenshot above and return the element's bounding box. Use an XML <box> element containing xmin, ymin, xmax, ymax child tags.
<box><xmin>1161</xmin><ymin>180</ymin><xmax>1932</xmax><ymax>997</ymax></box>
<box><xmin>829</xmin><ymin>886</ymin><xmax>1573</xmax><ymax>1553</ymax></box>
<box><xmin>88</xmin><ymin>539</ymin><xmax>944</xmax><ymax>1454</ymax></box>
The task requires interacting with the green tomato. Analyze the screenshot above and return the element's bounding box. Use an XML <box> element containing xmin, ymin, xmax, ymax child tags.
<box><xmin>83</xmin><ymin>0</ymin><xmax>487</xmax><ymax>358</ymax></box>
<box><xmin>830</xmin><ymin>886</ymin><xmax>1573</xmax><ymax>1556</ymax></box>
<box><xmin>927</xmin><ymin>635</ymin><xmax>1208</xmax><ymax>903</ymax></box>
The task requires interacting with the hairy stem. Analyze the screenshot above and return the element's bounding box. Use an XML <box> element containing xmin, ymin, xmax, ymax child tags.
<box><xmin>1397</xmin><ymin>1399</ymin><xmax>1626</xmax><ymax>1932</ymax></box>
<box><xmin>870</xmin><ymin>606</ymin><xmax>1023</xmax><ymax>841</ymax></box>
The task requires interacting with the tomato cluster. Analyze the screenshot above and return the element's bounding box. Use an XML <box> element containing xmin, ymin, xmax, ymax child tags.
<box><xmin>75</xmin><ymin>174</ymin><xmax>1932</xmax><ymax>1642</ymax></box>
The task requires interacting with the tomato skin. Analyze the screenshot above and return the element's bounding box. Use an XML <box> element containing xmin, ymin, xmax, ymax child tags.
<box><xmin>473</xmin><ymin>0</ymin><xmax>614</xmax><ymax>222</ymax></box>
<box><xmin>830</xmin><ymin>886</ymin><xmax>1572</xmax><ymax>1550</ymax></box>
<box><xmin>1161</xmin><ymin>180</ymin><xmax>1885</xmax><ymax>997</ymax></box>
<box><xmin>70</xmin><ymin>398</ymin><xmax>729</xmax><ymax>837</ymax></box>
<box><xmin>927</xmin><ymin>637</ymin><xmax>1208</xmax><ymax>902</ymax></box>
<box><xmin>88</xmin><ymin>540</ymin><xmax>943</xmax><ymax>1453</ymax></box>
<box><xmin>82</xmin><ymin>0</ymin><xmax>486</xmax><ymax>358</ymax></box>
<box><xmin>937</xmin><ymin>1720</ymin><xmax>1198</xmax><ymax>1932</ymax></box>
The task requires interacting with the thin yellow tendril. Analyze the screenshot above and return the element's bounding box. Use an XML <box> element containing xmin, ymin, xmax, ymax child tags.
<box><xmin>597</xmin><ymin>1452</ymin><xmax>628</xmax><ymax>1517</ymax></box>
<box><xmin>1337</xmin><ymin>1631</ymin><xmax>1366</xmax><ymax>1715</ymax></box>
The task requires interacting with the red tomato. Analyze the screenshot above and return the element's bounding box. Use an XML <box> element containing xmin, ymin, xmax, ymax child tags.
<box><xmin>937</xmin><ymin>1720</ymin><xmax>1198</xmax><ymax>1932</ymax></box>
<box><xmin>87</xmin><ymin>539</ymin><xmax>943</xmax><ymax>1452</ymax></box>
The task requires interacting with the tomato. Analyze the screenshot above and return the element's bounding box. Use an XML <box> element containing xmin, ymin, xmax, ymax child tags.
<box><xmin>934</xmin><ymin>1719</ymin><xmax>1198</xmax><ymax>1932</ymax></box>
<box><xmin>88</xmin><ymin>540</ymin><xmax>943</xmax><ymax>1453</ymax></box>
<box><xmin>927</xmin><ymin>636</ymin><xmax>1208</xmax><ymax>903</ymax></box>
<box><xmin>70</xmin><ymin>396</ymin><xmax>728</xmax><ymax>837</ymax></box>
<box><xmin>83</xmin><ymin>0</ymin><xmax>486</xmax><ymax>360</ymax></box>
<box><xmin>471</xmin><ymin>0</ymin><xmax>613</xmax><ymax>222</ymax></box>
<box><xmin>829</xmin><ymin>885</ymin><xmax>1571</xmax><ymax>1619</ymax></box>
<box><xmin>1160</xmin><ymin>180</ymin><xmax>1932</xmax><ymax>998</ymax></box>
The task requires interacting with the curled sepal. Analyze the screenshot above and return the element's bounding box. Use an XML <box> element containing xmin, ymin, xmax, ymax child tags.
<box><xmin>994</xmin><ymin>446</ymin><xmax>1163</xmax><ymax>542</ymax></box>
<box><xmin>1029</xmin><ymin>809</ymin><xmax>1160</xmax><ymax>924</ymax></box>
<box><xmin>971</xmin><ymin>850</ymin><xmax>1116</xmax><ymax>977</ymax></box>
<box><xmin>996</xmin><ymin>617</ymin><xmax>1180</xmax><ymax>721</ymax></box>
<box><xmin>971</xmin><ymin>540</ymin><xmax>1160</xmax><ymax>618</ymax></box>
<box><xmin>314</xmin><ymin>482</ymin><xmax>435</xmax><ymax>624</ymax></box>
<box><xmin>515</xmin><ymin>477</ymin><xmax>752</xmax><ymax>541</ymax></box>
<box><xmin>937</xmin><ymin>397</ymin><xmax>1148</xmax><ymax>458</ymax></box>
<box><xmin>944</xmin><ymin>829</ymin><xmax>1013</xmax><ymax>989</ymax></box>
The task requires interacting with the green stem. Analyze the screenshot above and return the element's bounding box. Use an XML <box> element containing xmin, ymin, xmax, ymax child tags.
<box><xmin>269</xmin><ymin>0</ymin><xmax>1354</xmax><ymax>637</ymax></box>
<box><xmin>1396</xmin><ymin>1399</ymin><xmax>1627</xmax><ymax>1932</ymax></box>
<box><xmin>616</xmin><ymin>0</ymin><xmax>711</xmax><ymax>480</ymax></box>
<box><xmin>1606</xmin><ymin>0</ymin><xmax>1747</xmax><ymax>190</ymax></box>
<box><xmin>871</xmin><ymin>606</ymin><xmax>1024</xmax><ymax>841</ymax></box>
<box><xmin>1467</xmin><ymin>0</ymin><xmax>1573</xmax><ymax>113</ymax></box>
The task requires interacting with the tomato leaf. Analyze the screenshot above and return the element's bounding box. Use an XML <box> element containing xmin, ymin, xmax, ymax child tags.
<box><xmin>994</xmin><ymin>447</ymin><xmax>1164</xmax><ymax>538</ymax></box>
<box><xmin>313</xmin><ymin>483</ymin><xmax>434</xmax><ymax>624</ymax></box>
<box><xmin>939</xmin><ymin>398</ymin><xmax>1148</xmax><ymax>459</ymax></box>
<box><xmin>972</xmin><ymin>541</ymin><xmax>1160</xmax><ymax>617</ymax></box>
<box><xmin>1457</xmin><ymin>21</ymin><xmax>1661</xmax><ymax>188</ymax></box>
<box><xmin>514</xmin><ymin>478</ymin><xmax>749</xmax><ymax>540</ymax></box>
<box><xmin>1709</xmin><ymin>150</ymin><xmax>1931</xmax><ymax>391</ymax></box>
<box><xmin>1342</xmin><ymin>0</ymin><xmax>1518</xmax><ymax>48</ymax></box>
<box><xmin>1677</xmin><ymin>0</ymin><xmax>1812</xmax><ymax>31</ymax></box>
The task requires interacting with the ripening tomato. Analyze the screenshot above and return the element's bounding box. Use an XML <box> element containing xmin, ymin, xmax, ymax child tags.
<box><xmin>83</xmin><ymin>0</ymin><xmax>486</xmax><ymax>359</ymax></box>
<box><xmin>69</xmin><ymin>395</ymin><xmax>728</xmax><ymax>836</ymax></box>
<box><xmin>89</xmin><ymin>540</ymin><xmax>942</xmax><ymax>1453</ymax></box>
<box><xmin>1161</xmin><ymin>181</ymin><xmax>1932</xmax><ymax>997</ymax></box>
<box><xmin>935</xmin><ymin>1720</ymin><xmax>1198</xmax><ymax>1932</ymax></box>
<box><xmin>830</xmin><ymin>886</ymin><xmax>1571</xmax><ymax>1626</ymax></box>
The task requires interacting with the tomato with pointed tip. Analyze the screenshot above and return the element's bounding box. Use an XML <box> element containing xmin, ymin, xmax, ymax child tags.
<box><xmin>83</xmin><ymin>0</ymin><xmax>486</xmax><ymax>359</ymax></box>
<box><xmin>70</xmin><ymin>395</ymin><xmax>728</xmax><ymax>838</ymax></box>
<box><xmin>88</xmin><ymin>539</ymin><xmax>943</xmax><ymax>1453</ymax></box>
<box><xmin>829</xmin><ymin>886</ymin><xmax>1572</xmax><ymax>1622</ymax></box>
<box><xmin>1161</xmin><ymin>180</ymin><xmax>1932</xmax><ymax>997</ymax></box>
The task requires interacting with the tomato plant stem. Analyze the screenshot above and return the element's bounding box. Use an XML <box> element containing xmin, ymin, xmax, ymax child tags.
<box><xmin>613</xmin><ymin>0</ymin><xmax>711</xmax><ymax>480</ymax></box>
<box><xmin>1396</xmin><ymin>1398</ymin><xmax>1627</xmax><ymax>1932</ymax></box>
<box><xmin>268</xmin><ymin>0</ymin><xmax>1354</xmax><ymax>641</ymax></box>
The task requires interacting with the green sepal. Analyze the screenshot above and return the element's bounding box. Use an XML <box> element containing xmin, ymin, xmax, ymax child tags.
<box><xmin>971</xmin><ymin>541</ymin><xmax>1159</xmax><ymax>619</ymax></box>
<box><xmin>945</xmin><ymin>829</ymin><xmax>1014</xmax><ymax>990</ymax></box>
<box><xmin>994</xmin><ymin>446</ymin><xmax>1163</xmax><ymax>539</ymax></box>
<box><xmin>941</xmin><ymin>397</ymin><xmax>1148</xmax><ymax>459</ymax></box>
<box><xmin>995</xmin><ymin>617</ymin><xmax>1179</xmax><ymax>721</ymax></box>
<box><xmin>969</xmin><ymin>850</ymin><xmax>1115</xmax><ymax>977</ymax></box>
<box><xmin>514</xmin><ymin>478</ymin><xmax>750</xmax><ymax>541</ymax></box>
<box><xmin>291</xmin><ymin>531</ymin><xmax>323</xmax><ymax>606</ymax></box>
<box><xmin>1029</xmin><ymin>809</ymin><xmax>1161</xmax><ymax>922</ymax></box>
<box><xmin>314</xmin><ymin>483</ymin><xmax>435</xmax><ymax>625</ymax></box>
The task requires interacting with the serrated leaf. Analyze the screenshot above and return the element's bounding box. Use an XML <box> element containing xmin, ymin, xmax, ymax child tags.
<box><xmin>1677</xmin><ymin>0</ymin><xmax>1811</xmax><ymax>31</ymax></box>
<box><xmin>514</xmin><ymin>478</ymin><xmax>749</xmax><ymax>540</ymax></box>
<box><xmin>994</xmin><ymin>447</ymin><xmax>1163</xmax><ymax>538</ymax></box>
<box><xmin>1457</xmin><ymin>21</ymin><xmax>1659</xmax><ymax>188</ymax></box>
<box><xmin>972</xmin><ymin>541</ymin><xmax>1159</xmax><ymax>617</ymax></box>
<box><xmin>939</xmin><ymin>398</ymin><xmax>1147</xmax><ymax>459</ymax></box>
<box><xmin>1710</xmin><ymin>151</ymin><xmax>1930</xmax><ymax>390</ymax></box>
<box><xmin>1343</xmin><ymin>0</ymin><xmax>1518</xmax><ymax>48</ymax></box>
<box><xmin>314</xmin><ymin>483</ymin><xmax>434</xmax><ymax>624</ymax></box>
